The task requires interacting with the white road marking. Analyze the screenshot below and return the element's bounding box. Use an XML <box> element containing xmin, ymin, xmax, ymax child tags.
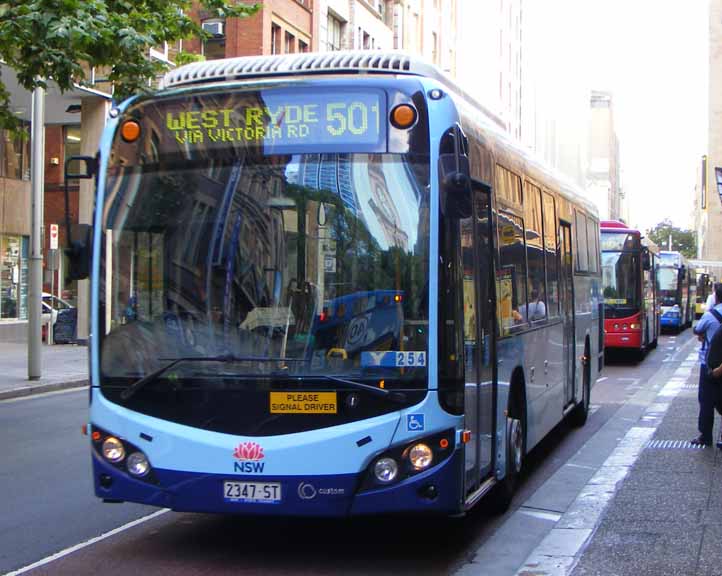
<box><xmin>5</xmin><ymin>509</ymin><xmax>170</xmax><ymax>575</ymax></box>
<box><xmin>513</xmin><ymin>356</ymin><xmax>689</xmax><ymax>576</ymax></box>
<box><xmin>595</xmin><ymin>377</ymin><xmax>608</xmax><ymax>383</ymax></box>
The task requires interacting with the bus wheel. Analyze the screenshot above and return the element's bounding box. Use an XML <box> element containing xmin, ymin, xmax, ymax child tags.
<box><xmin>569</xmin><ymin>348</ymin><xmax>590</xmax><ymax>427</ymax></box>
<box><xmin>489</xmin><ymin>390</ymin><xmax>525</xmax><ymax>513</ymax></box>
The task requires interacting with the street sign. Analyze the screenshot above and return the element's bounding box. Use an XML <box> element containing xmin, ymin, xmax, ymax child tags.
<box><xmin>49</xmin><ymin>224</ymin><xmax>59</xmax><ymax>250</ymax></box>
<box><xmin>46</xmin><ymin>249</ymin><xmax>59</xmax><ymax>271</ymax></box>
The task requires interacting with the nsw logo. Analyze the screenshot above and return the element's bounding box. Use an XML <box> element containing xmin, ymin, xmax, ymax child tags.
<box><xmin>233</xmin><ymin>441</ymin><xmax>266</xmax><ymax>474</ymax></box>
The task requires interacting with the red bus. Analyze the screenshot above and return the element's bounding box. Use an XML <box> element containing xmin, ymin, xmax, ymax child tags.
<box><xmin>600</xmin><ymin>221</ymin><xmax>660</xmax><ymax>356</ymax></box>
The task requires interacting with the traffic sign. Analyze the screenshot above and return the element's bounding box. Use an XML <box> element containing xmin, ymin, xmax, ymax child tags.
<box><xmin>49</xmin><ymin>224</ymin><xmax>59</xmax><ymax>250</ymax></box>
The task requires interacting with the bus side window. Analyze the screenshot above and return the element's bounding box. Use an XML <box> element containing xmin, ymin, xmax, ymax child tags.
<box><xmin>542</xmin><ymin>191</ymin><xmax>560</xmax><ymax>318</ymax></box>
<box><xmin>574</xmin><ymin>211</ymin><xmax>589</xmax><ymax>272</ymax></box>
<box><xmin>586</xmin><ymin>217</ymin><xmax>599</xmax><ymax>273</ymax></box>
<box><xmin>497</xmin><ymin>209</ymin><xmax>527</xmax><ymax>336</ymax></box>
<box><xmin>524</xmin><ymin>182</ymin><xmax>546</xmax><ymax>322</ymax></box>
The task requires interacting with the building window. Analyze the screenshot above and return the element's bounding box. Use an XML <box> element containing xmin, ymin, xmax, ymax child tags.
<box><xmin>327</xmin><ymin>13</ymin><xmax>343</xmax><ymax>51</ymax></box>
<box><xmin>299</xmin><ymin>39</ymin><xmax>309</xmax><ymax>52</ymax></box>
<box><xmin>201</xmin><ymin>19</ymin><xmax>225</xmax><ymax>60</ymax></box>
<box><xmin>716</xmin><ymin>167</ymin><xmax>722</xmax><ymax>205</ymax></box>
<box><xmin>0</xmin><ymin>235</ymin><xmax>27</xmax><ymax>320</ymax></box>
<box><xmin>64</xmin><ymin>126</ymin><xmax>81</xmax><ymax>182</ymax></box>
<box><xmin>272</xmin><ymin>23</ymin><xmax>282</xmax><ymax>54</ymax></box>
<box><xmin>285</xmin><ymin>31</ymin><xmax>295</xmax><ymax>53</ymax></box>
<box><xmin>701</xmin><ymin>155</ymin><xmax>707</xmax><ymax>209</ymax></box>
<box><xmin>1</xmin><ymin>124</ymin><xmax>30</xmax><ymax>180</ymax></box>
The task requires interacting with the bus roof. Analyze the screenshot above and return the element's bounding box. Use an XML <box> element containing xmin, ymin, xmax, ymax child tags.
<box><xmin>160</xmin><ymin>50</ymin><xmax>597</xmax><ymax>219</ymax></box>
<box><xmin>600</xmin><ymin>220</ymin><xmax>639</xmax><ymax>234</ymax></box>
<box><xmin>161</xmin><ymin>50</ymin><xmax>506</xmax><ymax>129</ymax></box>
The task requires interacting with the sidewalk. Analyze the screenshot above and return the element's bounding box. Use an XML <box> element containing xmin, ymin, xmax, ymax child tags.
<box><xmin>0</xmin><ymin>341</ymin><xmax>88</xmax><ymax>400</ymax></box>
<box><xmin>510</xmin><ymin>349</ymin><xmax>722</xmax><ymax>576</ymax></box>
<box><xmin>568</xmin><ymin>360</ymin><xmax>722</xmax><ymax>576</ymax></box>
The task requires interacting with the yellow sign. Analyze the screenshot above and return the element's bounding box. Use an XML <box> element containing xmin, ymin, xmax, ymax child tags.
<box><xmin>270</xmin><ymin>392</ymin><xmax>338</xmax><ymax>414</ymax></box>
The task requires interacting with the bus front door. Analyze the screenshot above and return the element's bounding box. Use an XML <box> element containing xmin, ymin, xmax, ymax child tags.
<box><xmin>560</xmin><ymin>222</ymin><xmax>576</xmax><ymax>406</ymax></box>
<box><xmin>462</xmin><ymin>182</ymin><xmax>496</xmax><ymax>496</ymax></box>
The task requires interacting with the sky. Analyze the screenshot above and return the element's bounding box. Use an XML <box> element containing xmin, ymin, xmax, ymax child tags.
<box><xmin>456</xmin><ymin>0</ymin><xmax>708</xmax><ymax>233</ymax></box>
<box><xmin>582</xmin><ymin>0</ymin><xmax>708</xmax><ymax>232</ymax></box>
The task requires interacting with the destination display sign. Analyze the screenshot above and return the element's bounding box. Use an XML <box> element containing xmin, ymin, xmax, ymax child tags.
<box><xmin>160</xmin><ymin>89</ymin><xmax>386</xmax><ymax>154</ymax></box>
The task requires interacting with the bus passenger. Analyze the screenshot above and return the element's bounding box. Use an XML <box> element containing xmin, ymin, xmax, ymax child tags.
<box><xmin>519</xmin><ymin>287</ymin><xmax>546</xmax><ymax>322</ymax></box>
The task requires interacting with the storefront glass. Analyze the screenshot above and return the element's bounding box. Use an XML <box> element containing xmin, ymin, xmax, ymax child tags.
<box><xmin>0</xmin><ymin>235</ymin><xmax>27</xmax><ymax>320</ymax></box>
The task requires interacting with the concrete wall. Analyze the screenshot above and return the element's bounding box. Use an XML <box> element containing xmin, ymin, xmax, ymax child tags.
<box><xmin>0</xmin><ymin>177</ymin><xmax>31</xmax><ymax>236</ymax></box>
<box><xmin>702</xmin><ymin>0</ymin><xmax>722</xmax><ymax>280</ymax></box>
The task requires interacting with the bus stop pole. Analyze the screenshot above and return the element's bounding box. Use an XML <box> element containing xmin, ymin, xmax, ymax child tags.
<box><xmin>28</xmin><ymin>85</ymin><xmax>45</xmax><ymax>380</ymax></box>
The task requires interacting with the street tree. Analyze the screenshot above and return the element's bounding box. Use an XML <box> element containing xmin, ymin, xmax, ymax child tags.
<box><xmin>0</xmin><ymin>0</ymin><xmax>259</xmax><ymax>131</ymax></box>
<box><xmin>646</xmin><ymin>219</ymin><xmax>697</xmax><ymax>259</ymax></box>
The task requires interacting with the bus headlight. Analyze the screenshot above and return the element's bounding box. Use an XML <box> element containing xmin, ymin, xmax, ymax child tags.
<box><xmin>102</xmin><ymin>437</ymin><xmax>126</xmax><ymax>463</ymax></box>
<box><xmin>408</xmin><ymin>443</ymin><xmax>433</xmax><ymax>470</ymax></box>
<box><xmin>374</xmin><ymin>457</ymin><xmax>399</xmax><ymax>483</ymax></box>
<box><xmin>126</xmin><ymin>452</ymin><xmax>150</xmax><ymax>477</ymax></box>
<box><xmin>630</xmin><ymin>323</ymin><xmax>641</xmax><ymax>330</ymax></box>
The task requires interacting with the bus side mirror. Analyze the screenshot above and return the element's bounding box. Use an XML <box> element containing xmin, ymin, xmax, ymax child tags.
<box><xmin>66</xmin><ymin>224</ymin><xmax>93</xmax><ymax>280</ymax></box>
<box><xmin>64</xmin><ymin>155</ymin><xmax>96</xmax><ymax>281</ymax></box>
<box><xmin>439</xmin><ymin>126</ymin><xmax>472</xmax><ymax>219</ymax></box>
<box><xmin>642</xmin><ymin>250</ymin><xmax>651</xmax><ymax>271</ymax></box>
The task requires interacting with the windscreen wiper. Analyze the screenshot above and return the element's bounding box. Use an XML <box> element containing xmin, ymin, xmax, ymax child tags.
<box><xmin>120</xmin><ymin>354</ymin><xmax>304</xmax><ymax>401</ymax></box>
<box><xmin>305</xmin><ymin>374</ymin><xmax>407</xmax><ymax>403</ymax></box>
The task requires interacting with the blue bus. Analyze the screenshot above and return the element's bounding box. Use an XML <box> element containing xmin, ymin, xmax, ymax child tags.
<box><xmin>70</xmin><ymin>51</ymin><xmax>601</xmax><ymax>516</ymax></box>
<box><xmin>657</xmin><ymin>251</ymin><xmax>695</xmax><ymax>331</ymax></box>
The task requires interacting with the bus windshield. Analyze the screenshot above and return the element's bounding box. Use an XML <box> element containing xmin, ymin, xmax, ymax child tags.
<box><xmin>99</xmin><ymin>150</ymin><xmax>430</xmax><ymax>392</ymax></box>
<box><xmin>657</xmin><ymin>267</ymin><xmax>680</xmax><ymax>304</ymax></box>
<box><xmin>601</xmin><ymin>251</ymin><xmax>640</xmax><ymax>310</ymax></box>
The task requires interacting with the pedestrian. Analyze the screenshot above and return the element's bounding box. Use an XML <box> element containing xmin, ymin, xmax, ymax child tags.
<box><xmin>691</xmin><ymin>282</ymin><xmax>722</xmax><ymax>447</ymax></box>
<box><xmin>705</xmin><ymin>283</ymin><xmax>717</xmax><ymax>313</ymax></box>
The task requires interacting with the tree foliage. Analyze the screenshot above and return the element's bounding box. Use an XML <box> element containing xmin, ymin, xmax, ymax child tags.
<box><xmin>0</xmin><ymin>0</ymin><xmax>259</xmax><ymax>131</ymax></box>
<box><xmin>646</xmin><ymin>219</ymin><xmax>697</xmax><ymax>259</ymax></box>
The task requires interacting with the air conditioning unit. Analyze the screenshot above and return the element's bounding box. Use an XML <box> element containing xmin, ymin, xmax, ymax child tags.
<box><xmin>202</xmin><ymin>21</ymin><xmax>224</xmax><ymax>37</ymax></box>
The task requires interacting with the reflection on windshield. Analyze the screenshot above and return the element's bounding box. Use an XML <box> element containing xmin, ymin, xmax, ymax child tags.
<box><xmin>100</xmin><ymin>153</ymin><xmax>430</xmax><ymax>386</ymax></box>
<box><xmin>601</xmin><ymin>251</ymin><xmax>639</xmax><ymax>307</ymax></box>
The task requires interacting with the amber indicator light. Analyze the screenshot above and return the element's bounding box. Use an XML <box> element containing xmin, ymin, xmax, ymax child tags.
<box><xmin>121</xmin><ymin>120</ymin><xmax>141</xmax><ymax>142</ymax></box>
<box><xmin>439</xmin><ymin>438</ymin><xmax>449</xmax><ymax>449</ymax></box>
<box><xmin>91</xmin><ymin>431</ymin><xmax>101</xmax><ymax>441</ymax></box>
<box><xmin>461</xmin><ymin>430</ymin><xmax>471</xmax><ymax>444</ymax></box>
<box><xmin>390</xmin><ymin>104</ymin><xmax>417</xmax><ymax>129</ymax></box>
<box><xmin>379</xmin><ymin>380</ymin><xmax>385</xmax><ymax>389</ymax></box>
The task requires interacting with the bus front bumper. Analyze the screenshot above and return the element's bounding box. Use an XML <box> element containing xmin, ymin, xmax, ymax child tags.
<box><xmin>92</xmin><ymin>449</ymin><xmax>463</xmax><ymax>516</ymax></box>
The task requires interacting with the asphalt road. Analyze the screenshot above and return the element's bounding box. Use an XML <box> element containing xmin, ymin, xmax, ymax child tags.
<box><xmin>0</xmin><ymin>330</ymin><xmax>695</xmax><ymax>576</ymax></box>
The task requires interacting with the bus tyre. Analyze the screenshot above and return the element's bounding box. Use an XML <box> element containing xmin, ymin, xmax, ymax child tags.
<box><xmin>570</xmin><ymin>353</ymin><xmax>590</xmax><ymax>428</ymax></box>
<box><xmin>490</xmin><ymin>406</ymin><xmax>525</xmax><ymax>513</ymax></box>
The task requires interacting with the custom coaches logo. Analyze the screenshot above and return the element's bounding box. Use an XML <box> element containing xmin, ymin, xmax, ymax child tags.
<box><xmin>233</xmin><ymin>442</ymin><xmax>266</xmax><ymax>474</ymax></box>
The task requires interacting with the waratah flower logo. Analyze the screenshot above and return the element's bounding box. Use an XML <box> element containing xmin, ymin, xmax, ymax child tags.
<box><xmin>233</xmin><ymin>442</ymin><xmax>265</xmax><ymax>461</ymax></box>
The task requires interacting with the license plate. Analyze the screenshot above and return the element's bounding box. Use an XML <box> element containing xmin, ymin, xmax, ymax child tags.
<box><xmin>223</xmin><ymin>481</ymin><xmax>282</xmax><ymax>503</ymax></box>
<box><xmin>269</xmin><ymin>391</ymin><xmax>337</xmax><ymax>414</ymax></box>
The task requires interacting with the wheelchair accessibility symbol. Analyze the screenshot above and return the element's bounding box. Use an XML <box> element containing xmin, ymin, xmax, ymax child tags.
<box><xmin>406</xmin><ymin>413</ymin><xmax>425</xmax><ymax>432</ymax></box>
